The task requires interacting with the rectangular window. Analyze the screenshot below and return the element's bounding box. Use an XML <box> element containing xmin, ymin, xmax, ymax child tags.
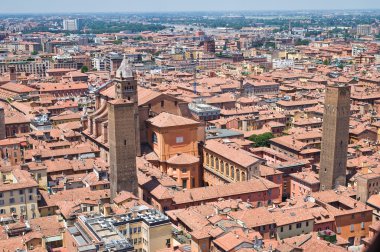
<box><xmin>296</xmin><ymin>223</ymin><xmax>301</xmax><ymax>228</ymax></box>
<box><xmin>19</xmin><ymin>189</ymin><xmax>24</xmax><ymax>195</ymax></box>
<box><xmin>0</xmin><ymin>193</ymin><xmax>2</xmax><ymax>198</ymax></box>
<box><xmin>350</xmin><ymin>224</ymin><xmax>354</xmax><ymax>232</ymax></box>
<box><xmin>176</xmin><ymin>136</ymin><xmax>184</xmax><ymax>144</ymax></box>
<box><xmin>9</xmin><ymin>198</ymin><xmax>15</xmax><ymax>204</ymax></box>
<box><xmin>289</xmin><ymin>224</ymin><xmax>292</xmax><ymax>230</ymax></box>
<box><xmin>10</xmin><ymin>207</ymin><xmax>16</xmax><ymax>213</ymax></box>
<box><xmin>29</xmin><ymin>188</ymin><xmax>34</xmax><ymax>193</ymax></box>
<box><xmin>361</xmin><ymin>222</ymin><xmax>365</xmax><ymax>230</ymax></box>
<box><xmin>20</xmin><ymin>197</ymin><xmax>24</xmax><ymax>203</ymax></box>
<box><xmin>182</xmin><ymin>179</ymin><xmax>188</xmax><ymax>188</ymax></box>
<box><xmin>0</xmin><ymin>200</ymin><xmax>4</xmax><ymax>206</ymax></box>
<box><xmin>280</xmin><ymin>227</ymin><xmax>284</xmax><ymax>232</ymax></box>
<box><xmin>0</xmin><ymin>209</ymin><xmax>5</xmax><ymax>214</ymax></box>
<box><xmin>306</xmin><ymin>221</ymin><xmax>309</xmax><ymax>227</ymax></box>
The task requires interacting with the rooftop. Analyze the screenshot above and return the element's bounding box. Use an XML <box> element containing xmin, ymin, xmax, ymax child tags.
<box><xmin>148</xmin><ymin>112</ymin><xmax>199</xmax><ymax>128</ymax></box>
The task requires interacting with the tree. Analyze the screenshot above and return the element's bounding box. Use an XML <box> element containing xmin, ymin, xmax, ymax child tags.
<box><xmin>81</xmin><ymin>66</ymin><xmax>89</xmax><ymax>73</ymax></box>
<box><xmin>248</xmin><ymin>132</ymin><xmax>274</xmax><ymax>147</ymax></box>
<box><xmin>113</xmin><ymin>39</ymin><xmax>122</xmax><ymax>45</ymax></box>
<box><xmin>323</xmin><ymin>59</ymin><xmax>330</xmax><ymax>65</ymax></box>
<box><xmin>31</xmin><ymin>51</ymin><xmax>38</xmax><ymax>55</ymax></box>
<box><xmin>295</xmin><ymin>39</ymin><xmax>310</xmax><ymax>46</ymax></box>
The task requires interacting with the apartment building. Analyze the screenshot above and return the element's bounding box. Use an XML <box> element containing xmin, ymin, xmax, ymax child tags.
<box><xmin>66</xmin><ymin>208</ymin><xmax>172</xmax><ymax>252</ymax></box>
<box><xmin>313</xmin><ymin>190</ymin><xmax>373</xmax><ymax>246</ymax></box>
<box><xmin>289</xmin><ymin>171</ymin><xmax>320</xmax><ymax>198</ymax></box>
<box><xmin>0</xmin><ymin>168</ymin><xmax>39</xmax><ymax>220</ymax></box>
<box><xmin>0</xmin><ymin>137</ymin><xmax>27</xmax><ymax>166</ymax></box>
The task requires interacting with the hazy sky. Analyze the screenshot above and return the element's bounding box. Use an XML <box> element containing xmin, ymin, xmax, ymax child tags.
<box><xmin>1</xmin><ymin>0</ymin><xmax>380</xmax><ymax>13</ymax></box>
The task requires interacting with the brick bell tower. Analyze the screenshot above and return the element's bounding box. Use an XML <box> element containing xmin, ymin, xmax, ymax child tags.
<box><xmin>319</xmin><ymin>84</ymin><xmax>350</xmax><ymax>190</ymax></box>
<box><xmin>108</xmin><ymin>56</ymin><xmax>140</xmax><ymax>200</ymax></box>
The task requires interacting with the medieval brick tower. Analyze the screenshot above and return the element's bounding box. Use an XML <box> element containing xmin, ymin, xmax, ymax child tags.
<box><xmin>108</xmin><ymin>56</ymin><xmax>140</xmax><ymax>200</ymax></box>
<box><xmin>0</xmin><ymin>107</ymin><xmax>5</xmax><ymax>140</ymax></box>
<box><xmin>319</xmin><ymin>84</ymin><xmax>350</xmax><ymax>190</ymax></box>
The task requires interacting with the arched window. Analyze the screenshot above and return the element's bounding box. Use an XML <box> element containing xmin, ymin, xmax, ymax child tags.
<box><xmin>236</xmin><ymin>169</ymin><xmax>240</xmax><ymax>181</ymax></box>
<box><xmin>206</xmin><ymin>154</ymin><xmax>209</xmax><ymax>165</ymax></box>
<box><xmin>231</xmin><ymin>166</ymin><xmax>235</xmax><ymax>179</ymax></box>
<box><xmin>211</xmin><ymin>156</ymin><xmax>214</xmax><ymax>168</ymax></box>
<box><xmin>215</xmin><ymin>158</ymin><xmax>219</xmax><ymax>171</ymax></box>
<box><xmin>225</xmin><ymin>165</ymin><xmax>229</xmax><ymax>177</ymax></box>
<box><xmin>241</xmin><ymin>172</ymin><xmax>246</xmax><ymax>181</ymax></box>
<box><xmin>220</xmin><ymin>162</ymin><xmax>224</xmax><ymax>174</ymax></box>
<box><xmin>152</xmin><ymin>132</ymin><xmax>158</xmax><ymax>144</ymax></box>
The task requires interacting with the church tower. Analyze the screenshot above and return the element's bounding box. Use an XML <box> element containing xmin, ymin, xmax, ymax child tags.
<box><xmin>319</xmin><ymin>84</ymin><xmax>350</xmax><ymax>190</ymax></box>
<box><xmin>108</xmin><ymin>56</ymin><xmax>140</xmax><ymax>200</ymax></box>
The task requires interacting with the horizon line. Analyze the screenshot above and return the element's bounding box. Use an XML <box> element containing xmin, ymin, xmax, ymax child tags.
<box><xmin>1</xmin><ymin>8</ymin><xmax>380</xmax><ymax>15</ymax></box>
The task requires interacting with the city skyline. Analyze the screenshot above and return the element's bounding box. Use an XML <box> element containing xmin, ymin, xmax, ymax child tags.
<box><xmin>0</xmin><ymin>3</ymin><xmax>380</xmax><ymax>251</ymax></box>
<box><xmin>1</xmin><ymin>0</ymin><xmax>380</xmax><ymax>13</ymax></box>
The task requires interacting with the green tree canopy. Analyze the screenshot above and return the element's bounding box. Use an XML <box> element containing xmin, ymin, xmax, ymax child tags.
<box><xmin>113</xmin><ymin>39</ymin><xmax>122</xmax><ymax>45</ymax></box>
<box><xmin>248</xmin><ymin>132</ymin><xmax>274</xmax><ymax>147</ymax></box>
<box><xmin>323</xmin><ymin>59</ymin><xmax>330</xmax><ymax>65</ymax></box>
<box><xmin>81</xmin><ymin>66</ymin><xmax>89</xmax><ymax>73</ymax></box>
